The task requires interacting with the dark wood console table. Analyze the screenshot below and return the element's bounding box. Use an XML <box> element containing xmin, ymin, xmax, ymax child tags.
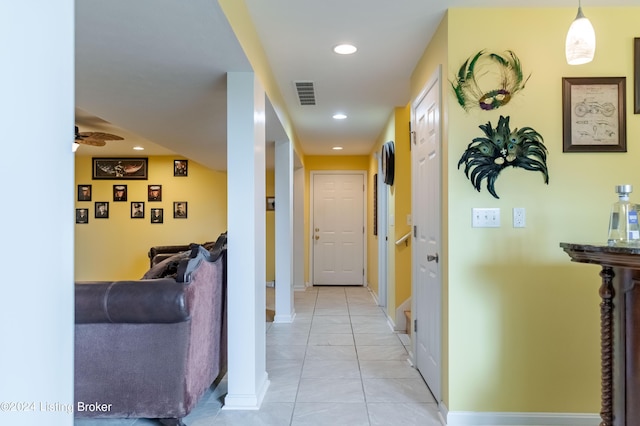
<box><xmin>560</xmin><ymin>243</ymin><xmax>640</xmax><ymax>426</ymax></box>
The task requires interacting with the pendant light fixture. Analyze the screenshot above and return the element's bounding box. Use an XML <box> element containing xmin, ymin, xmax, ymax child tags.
<box><xmin>565</xmin><ymin>0</ymin><xmax>596</xmax><ymax>65</ymax></box>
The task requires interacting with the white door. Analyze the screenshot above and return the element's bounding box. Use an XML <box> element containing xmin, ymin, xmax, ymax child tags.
<box><xmin>312</xmin><ymin>173</ymin><xmax>365</xmax><ymax>285</ymax></box>
<box><xmin>412</xmin><ymin>70</ymin><xmax>442</xmax><ymax>401</ymax></box>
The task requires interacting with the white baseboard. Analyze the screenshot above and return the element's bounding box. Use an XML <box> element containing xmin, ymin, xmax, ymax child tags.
<box><xmin>274</xmin><ymin>312</ymin><xmax>296</xmax><ymax>323</ymax></box>
<box><xmin>446</xmin><ymin>411</ymin><xmax>600</xmax><ymax>426</ymax></box>
<box><xmin>222</xmin><ymin>378</ymin><xmax>271</xmax><ymax>410</ymax></box>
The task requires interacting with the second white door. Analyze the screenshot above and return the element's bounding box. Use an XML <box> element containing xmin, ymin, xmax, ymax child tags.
<box><xmin>312</xmin><ymin>173</ymin><xmax>365</xmax><ymax>285</ymax></box>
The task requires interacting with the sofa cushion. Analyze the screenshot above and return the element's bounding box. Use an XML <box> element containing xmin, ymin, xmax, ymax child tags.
<box><xmin>75</xmin><ymin>279</ymin><xmax>189</xmax><ymax>324</ymax></box>
<box><xmin>142</xmin><ymin>250</ymin><xmax>191</xmax><ymax>280</ymax></box>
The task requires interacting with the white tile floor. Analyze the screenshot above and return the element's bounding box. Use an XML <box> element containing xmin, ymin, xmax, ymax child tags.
<box><xmin>76</xmin><ymin>286</ymin><xmax>442</xmax><ymax>426</ymax></box>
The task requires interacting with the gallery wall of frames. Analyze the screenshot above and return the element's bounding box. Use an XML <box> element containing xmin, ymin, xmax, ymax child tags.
<box><xmin>75</xmin><ymin>158</ymin><xmax>190</xmax><ymax>224</ymax></box>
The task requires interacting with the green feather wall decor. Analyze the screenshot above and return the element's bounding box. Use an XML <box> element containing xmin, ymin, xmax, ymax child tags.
<box><xmin>458</xmin><ymin>116</ymin><xmax>549</xmax><ymax>199</ymax></box>
<box><xmin>451</xmin><ymin>50</ymin><xmax>530</xmax><ymax>112</ymax></box>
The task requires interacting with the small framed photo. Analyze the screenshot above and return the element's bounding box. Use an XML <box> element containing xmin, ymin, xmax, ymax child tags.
<box><xmin>562</xmin><ymin>76</ymin><xmax>627</xmax><ymax>152</ymax></box>
<box><xmin>174</xmin><ymin>160</ymin><xmax>188</xmax><ymax>177</ymax></box>
<box><xmin>76</xmin><ymin>208</ymin><xmax>89</xmax><ymax>224</ymax></box>
<box><xmin>77</xmin><ymin>185</ymin><xmax>92</xmax><ymax>201</ymax></box>
<box><xmin>131</xmin><ymin>202</ymin><xmax>145</xmax><ymax>219</ymax></box>
<box><xmin>173</xmin><ymin>201</ymin><xmax>188</xmax><ymax>219</ymax></box>
<box><xmin>148</xmin><ymin>185</ymin><xmax>162</xmax><ymax>202</ymax></box>
<box><xmin>95</xmin><ymin>202</ymin><xmax>109</xmax><ymax>219</ymax></box>
<box><xmin>150</xmin><ymin>208</ymin><xmax>163</xmax><ymax>224</ymax></box>
<box><xmin>266</xmin><ymin>196</ymin><xmax>275</xmax><ymax>211</ymax></box>
<box><xmin>113</xmin><ymin>185</ymin><xmax>127</xmax><ymax>202</ymax></box>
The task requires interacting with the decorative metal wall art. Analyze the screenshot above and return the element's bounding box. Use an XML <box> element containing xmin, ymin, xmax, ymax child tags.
<box><xmin>451</xmin><ymin>50</ymin><xmax>530</xmax><ymax>112</ymax></box>
<box><xmin>458</xmin><ymin>115</ymin><xmax>548</xmax><ymax>199</ymax></box>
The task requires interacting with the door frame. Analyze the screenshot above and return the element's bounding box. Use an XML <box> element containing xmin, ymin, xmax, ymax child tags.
<box><xmin>309</xmin><ymin>170</ymin><xmax>368</xmax><ymax>287</ymax></box>
<box><xmin>376</xmin><ymin>154</ymin><xmax>388</xmax><ymax>309</ymax></box>
<box><xmin>410</xmin><ymin>66</ymin><xmax>443</xmax><ymax>402</ymax></box>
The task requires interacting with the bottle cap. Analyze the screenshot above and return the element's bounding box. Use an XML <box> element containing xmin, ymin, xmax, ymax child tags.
<box><xmin>615</xmin><ymin>184</ymin><xmax>633</xmax><ymax>194</ymax></box>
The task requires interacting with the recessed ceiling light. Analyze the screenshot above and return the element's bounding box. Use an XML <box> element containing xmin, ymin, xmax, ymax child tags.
<box><xmin>333</xmin><ymin>113</ymin><xmax>347</xmax><ymax>120</ymax></box>
<box><xmin>332</xmin><ymin>146</ymin><xmax>344</xmax><ymax>151</ymax></box>
<box><xmin>133</xmin><ymin>146</ymin><xmax>144</xmax><ymax>151</ymax></box>
<box><xmin>333</xmin><ymin>44</ymin><xmax>357</xmax><ymax>55</ymax></box>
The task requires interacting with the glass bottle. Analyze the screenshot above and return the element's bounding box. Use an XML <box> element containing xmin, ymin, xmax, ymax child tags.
<box><xmin>607</xmin><ymin>184</ymin><xmax>640</xmax><ymax>246</ymax></box>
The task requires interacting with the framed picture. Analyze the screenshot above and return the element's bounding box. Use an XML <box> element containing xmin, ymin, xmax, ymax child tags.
<box><xmin>113</xmin><ymin>185</ymin><xmax>127</xmax><ymax>202</ymax></box>
<box><xmin>92</xmin><ymin>157</ymin><xmax>148</xmax><ymax>180</ymax></box>
<box><xmin>150</xmin><ymin>208</ymin><xmax>163</xmax><ymax>224</ymax></box>
<box><xmin>95</xmin><ymin>202</ymin><xmax>109</xmax><ymax>219</ymax></box>
<box><xmin>148</xmin><ymin>185</ymin><xmax>162</xmax><ymax>201</ymax></box>
<box><xmin>562</xmin><ymin>77</ymin><xmax>627</xmax><ymax>152</ymax></box>
<box><xmin>76</xmin><ymin>208</ymin><xmax>89</xmax><ymax>224</ymax></box>
<box><xmin>174</xmin><ymin>159</ymin><xmax>188</xmax><ymax>177</ymax></box>
<box><xmin>266</xmin><ymin>197</ymin><xmax>275</xmax><ymax>211</ymax></box>
<box><xmin>131</xmin><ymin>202</ymin><xmax>145</xmax><ymax>219</ymax></box>
<box><xmin>635</xmin><ymin>38</ymin><xmax>640</xmax><ymax>114</ymax></box>
<box><xmin>173</xmin><ymin>201</ymin><xmax>188</xmax><ymax>219</ymax></box>
<box><xmin>77</xmin><ymin>184</ymin><xmax>92</xmax><ymax>201</ymax></box>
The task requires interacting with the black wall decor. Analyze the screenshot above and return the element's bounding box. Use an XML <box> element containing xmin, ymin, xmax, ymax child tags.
<box><xmin>458</xmin><ymin>115</ymin><xmax>549</xmax><ymax>199</ymax></box>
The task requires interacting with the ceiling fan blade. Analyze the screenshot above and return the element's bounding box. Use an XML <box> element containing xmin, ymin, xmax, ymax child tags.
<box><xmin>77</xmin><ymin>131</ymin><xmax>124</xmax><ymax>141</ymax></box>
<box><xmin>77</xmin><ymin>138</ymin><xmax>107</xmax><ymax>147</ymax></box>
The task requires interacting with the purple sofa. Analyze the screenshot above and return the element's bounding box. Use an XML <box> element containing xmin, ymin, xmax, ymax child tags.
<box><xmin>74</xmin><ymin>244</ymin><xmax>227</xmax><ymax>426</ymax></box>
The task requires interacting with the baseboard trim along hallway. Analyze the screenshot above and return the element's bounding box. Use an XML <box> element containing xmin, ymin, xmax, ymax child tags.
<box><xmin>446</xmin><ymin>411</ymin><xmax>600</xmax><ymax>426</ymax></box>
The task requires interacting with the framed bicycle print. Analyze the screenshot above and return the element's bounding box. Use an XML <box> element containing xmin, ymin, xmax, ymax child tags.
<box><xmin>562</xmin><ymin>77</ymin><xmax>626</xmax><ymax>152</ymax></box>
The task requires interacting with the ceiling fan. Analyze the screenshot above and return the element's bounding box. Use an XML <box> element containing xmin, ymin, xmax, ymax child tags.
<box><xmin>74</xmin><ymin>125</ymin><xmax>124</xmax><ymax>147</ymax></box>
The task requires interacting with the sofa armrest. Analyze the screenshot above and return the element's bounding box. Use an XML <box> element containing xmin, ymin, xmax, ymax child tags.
<box><xmin>75</xmin><ymin>279</ymin><xmax>189</xmax><ymax>324</ymax></box>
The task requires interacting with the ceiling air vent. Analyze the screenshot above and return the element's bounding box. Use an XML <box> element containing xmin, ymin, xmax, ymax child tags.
<box><xmin>294</xmin><ymin>81</ymin><xmax>316</xmax><ymax>106</ymax></box>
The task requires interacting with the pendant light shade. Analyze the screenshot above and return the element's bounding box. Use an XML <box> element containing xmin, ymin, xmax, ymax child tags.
<box><xmin>565</xmin><ymin>2</ymin><xmax>596</xmax><ymax>65</ymax></box>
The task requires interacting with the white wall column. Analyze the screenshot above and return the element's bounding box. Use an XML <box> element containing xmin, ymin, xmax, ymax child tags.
<box><xmin>274</xmin><ymin>140</ymin><xmax>295</xmax><ymax>322</ymax></box>
<box><xmin>225</xmin><ymin>72</ymin><xmax>269</xmax><ymax>409</ymax></box>
<box><xmin>293</xmin><ymin>167</ymin><xmax>305</xmax><ymax>290</ymax></box>
<box><xmin>376</xmin><ymin>153</ymin><xmax>388</xmax><ymax>309</ymax></box>
<box><xmin>0</xmin><ymin>2</ymin><xmax>75</xmax><ymax>425</ymax></box>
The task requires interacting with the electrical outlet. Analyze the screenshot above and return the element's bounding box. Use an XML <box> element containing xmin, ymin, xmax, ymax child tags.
<box><xmin>513</xmin><ymin>207</ymin><xmax>526</xmax><ymax>228</ymax></box>
<box><xmin>472</xmin><ymin>208</ymin><xmax>500</xmax><ymax>228</ymax></box>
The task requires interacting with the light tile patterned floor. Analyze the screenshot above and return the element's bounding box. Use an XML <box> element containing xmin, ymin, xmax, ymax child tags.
<box><xmin>75</xmin><ymin>286</ymin><xmax>442</xmax><ymax>426</ymax></box>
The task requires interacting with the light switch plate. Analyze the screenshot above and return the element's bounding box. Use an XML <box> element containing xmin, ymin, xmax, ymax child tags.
<box><xmin>472</xmin><ymin>208</ymin><xmax>500</xmax><ymax>228</ymax></box>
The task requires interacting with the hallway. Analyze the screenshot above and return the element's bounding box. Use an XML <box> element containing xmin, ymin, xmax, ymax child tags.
<box><xmin>76</xmin><ymin>286</ymin><xmax>441</xmax><ymax>425</ymax></box>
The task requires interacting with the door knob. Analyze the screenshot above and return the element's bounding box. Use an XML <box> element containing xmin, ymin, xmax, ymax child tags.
<box><xmin>315</xmin><ymin>228</ymin><xmax>319</xmax><ymax>232</ymax></box>
<box><xmin>315</xmin><ymin>235</ymin><xmax>319</xmax><ymax>240</ymax></box>
<box><xmin>427</xmin><ymin>253</ymin><xmax>439</xmax><ymax>263</ymax></box>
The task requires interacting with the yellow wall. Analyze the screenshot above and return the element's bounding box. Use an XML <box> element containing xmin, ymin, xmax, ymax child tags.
<box><xmin>409</xmin><ymin>7</ymin><xmax>640</xmax><ymax>414</ymax></box>
<box><xmin>266</xmin><ymin>169</ymin><xmax>275</xmax><ymax>282</ymax></box>
<box><xmin>366</xmin><ymin>107</ymin><xmax>412</xmax><ymax>322</ymax></box>
<box><xmin>393</xmin><ymin>106</ymin><xmax>412</xmax><ymax>312</ymax></box>
<box><xmin>303</xmin><ymin>156</ymin><xmax>370</xmax><ymax>284</ymax></box>
<box><xmin>74</xmin><ymin>156</ymin><xmax>227</xmax><ymax>280</ymax></box>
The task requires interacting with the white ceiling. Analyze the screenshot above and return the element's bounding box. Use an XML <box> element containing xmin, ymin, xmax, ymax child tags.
<box><xmin>75</xmin><ymin>0</ymin><xmax>638</xmax><ymax>169</ymax></box>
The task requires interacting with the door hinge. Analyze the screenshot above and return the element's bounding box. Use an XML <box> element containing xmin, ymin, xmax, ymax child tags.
<box><xmin>414</xmin><ymin>319</ymin><xmax>417</xmax><ymax>332</ymax></box>
<box><xmin>363</xmin><ymin>268</ymin><xmax>365</xmax><ymax>276</ymax></box>
<box><xmin>413</xmin><ymin>225</ymin><xmax>417</xmax><ymax>238</ymax></box>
